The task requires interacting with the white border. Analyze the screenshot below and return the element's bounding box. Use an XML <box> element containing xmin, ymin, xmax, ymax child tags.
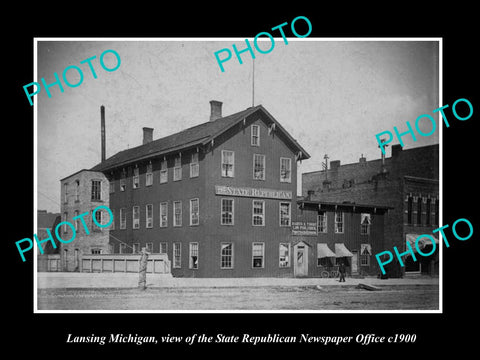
<box><xmin>33</xmin><ymin>37</ymin><xmax>442</xmax><ymax>314</ymax></box>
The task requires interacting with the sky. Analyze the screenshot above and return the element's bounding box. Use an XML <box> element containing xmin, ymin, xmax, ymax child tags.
<box><xmin>36</xmin><ymin>39</ymin><xmax>439</xmax><ymax>213</ymax></box>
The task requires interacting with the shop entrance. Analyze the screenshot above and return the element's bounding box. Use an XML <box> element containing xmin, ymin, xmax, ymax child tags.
<box><xmin>294</xmin><ymin>242</ymin><xmax>309</xmax><ymax>277</ymax></box>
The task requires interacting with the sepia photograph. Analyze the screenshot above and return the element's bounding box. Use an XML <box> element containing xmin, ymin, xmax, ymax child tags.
<box><xmin>33</xmin><ymin>38</ymin><xmax>441</xmax><ymax>312</ymax></box>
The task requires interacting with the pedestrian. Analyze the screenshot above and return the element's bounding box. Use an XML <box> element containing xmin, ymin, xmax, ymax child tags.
<box><xmin>138</xmin><ymin>247</ymin><xmax>149</xmax><ymax>290</ymax></box>
<box><xmin>339</xmin><ymin>260</ymin><xmax>346</xmax><ymax>282</ymax></box>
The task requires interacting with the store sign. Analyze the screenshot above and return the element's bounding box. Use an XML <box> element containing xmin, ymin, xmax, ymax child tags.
<box><xmin>292</xmin><ymin>221</ymin><xmax>317</xmax><ymax>236</ymax></box>
<box><xmin>215</xmin><ymin>185</ymin><xmax>292</xmax><ymax>200</ymax></box>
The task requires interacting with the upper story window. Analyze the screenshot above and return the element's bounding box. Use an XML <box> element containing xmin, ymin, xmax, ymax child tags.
<box><xmin>133</xmin><ymin>206</ymin><xmax>140</xmax><ymax>229</ymax></box>
<box><xmin>253</xmin><ymin>154</ymin><xmax>265</xmax><ymax>180</ymax></box>
<box><xmin>221</xmin><ymin>198</ymin><xmax>234</xmax><ymax>225</ymax></box>
<box><xmin>120</xmin><ymin>208</ymin><xmax>126</xmax><ymax>229</ymax></box>
<box><xmin>360</xmin><ymin>213</ymin><xmax>371</xmax><ymax>235</ymax></box>
<box><xmin>221</xmin><ymin>150</ymin><xmax>234</xmax><ymax>178</ymax></box>
<box><xmin>173</xmin><ymin>201</ymin><xmax>182</xmax><ymax>227</ymax></box>
<box><xmin>146</xmin><ymin>204</ymin><xmax>153</xmax><ymax>228</ymax></box>
<box><xmin>190</xmin><ymin>152</ymin><xmax>199</xmax><ymax>178</ymax></box>
<box><xmin>317</xmin><ymin>211</ymin><xmax>327</xmax><ymax>233</ymax></box>
<box><xmin>120</xmin><ymin>169</ymin><xmax>126</xmax><ymax>192</ymax></box>
<box><xmin>133</xmin><ymin>167</ymin><xmax>140</xmax><ymax>189</ymax></box>
<box><xmin>335</xmin><ymin>211</ymin><xmax>344</xmax><ymax>233</ymax></box>
<box><xmin>251</xmin><ymin>125</ymin><xmax>260</xmax><ymax>146</ymax></box>
<box><xmin>279</xmin><ymin>202</ymin><xmax>291</xmax><ymax>227</ymax></box>
<box><xmin>190</xmin><ymin>198</ymin><xmax>199</xmax><ymax>226</ymax></box>
<box><xmin>75</xmin><ymin>180</ymin><xmax>80</xmax><ymax>202</ymax></box>
<box><xmin>252</xmin><ymin>200</ymin><xmax>265</xmax><ymax>226</ymax></box>
<box><xmin>63</xmin><ymin>183</ymin><xmax>68</xmax><ymax>204</ymax></box>
<box><xmin>91</xmin><ymin>180</ymin><xmax>101</xmax><ymax>201</ymax></box>
<box><xmin>160</xmin><ymin>159</ymin><xmax>168</xmax><ymax>184</ymax></box>
<box><xmin>146</xmin><ymin>163</ymin><xmax>153</xmax><ymax>186</ymax></box>
<box><xmin>174</xmin><ymin>155</ymin><xmax>182</xmax><ymax>181</ymax></box>
<box><xmin>280</xmin><ymin>157</ymin><xmax>292</xmax><ymax>183</ymax></box>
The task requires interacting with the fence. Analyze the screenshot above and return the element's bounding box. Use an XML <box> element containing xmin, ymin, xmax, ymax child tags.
<box><xmin>80</xmin><ymin>253</ymin><xmax>171</xmax><ymax>274</ymax></box>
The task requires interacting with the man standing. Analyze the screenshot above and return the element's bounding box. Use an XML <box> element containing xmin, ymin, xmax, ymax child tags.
<box><xmin>138</xmin><ymin>247</ymin><xmax>149</xmax><ymax>290</ymax></box>
<box><xmin>339</xmin><ymin>260</ymin><xmax>346</xmax><ymax>282</ymax></box>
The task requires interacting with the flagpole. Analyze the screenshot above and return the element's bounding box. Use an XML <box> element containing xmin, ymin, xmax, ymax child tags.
<box><xmin>252</xmin><ymin>57</ymin><xmax>255</xmax><ymax>107</ymax></box>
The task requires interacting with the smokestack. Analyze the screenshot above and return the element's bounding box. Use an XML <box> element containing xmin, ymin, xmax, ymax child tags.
<box><xmin>143</xmin><ymin>127</ymin><xmax>154</xmax><ymax>145</ymax></box>
<box><xmin>209</xmin><ymin>100</ymin><xmax>223</xmax><ymax>122</ymax></box>
<box><xmin>101</xmin><ymin>105</ymin><xmax>106</xmax><ymax>162</ymax></box>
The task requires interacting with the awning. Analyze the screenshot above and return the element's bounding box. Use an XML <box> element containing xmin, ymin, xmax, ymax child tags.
<box><xmin>317</xmin><ymin>243</ymin><xmax>336</xmax><ymax>258</ymax></box>
<box><xmin>406</xmin><ymin>233</ymin><xmax>439</xmax><ymax>255</ymax></box>
<box><xmin>335</xmin><ymin>243</ymin><xmax>354</xmax><ymax>257</ymax></box>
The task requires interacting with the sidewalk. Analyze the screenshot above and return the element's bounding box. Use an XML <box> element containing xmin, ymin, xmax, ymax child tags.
<box><xmin>37</xmin><ymin>272</ymin><xmax>439</xmax><ymax>289</ymax></box>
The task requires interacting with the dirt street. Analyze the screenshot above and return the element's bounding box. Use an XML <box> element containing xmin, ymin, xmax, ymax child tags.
<box><xmin>37</xmin><ymin>285</ymin><xmax>438</xmax><ymax>311</ymax></box>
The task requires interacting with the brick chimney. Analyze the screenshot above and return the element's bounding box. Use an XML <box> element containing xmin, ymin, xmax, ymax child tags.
<box><xmin>143</xmin><ymin>127</ymin><xmax>154</xmax><ymax>145</ymax></box>
<box><xmin>330</xmin><ymin>160</ymin><xmax>341</xmax><ymax>170</ymax></box>
<box><xmin>101</xmin><ymin>105</ymin><xmax>106</xmax><ymax>162</ymax></box>
<box><xmin>391</xmin><ymin>144</ymin><xmax>402</xmax><ymax>157</ymax></box>
<box><xmin>209</xmin><ymin>100</ymin><xmax>223</xmax><ymax>121</ymax></box>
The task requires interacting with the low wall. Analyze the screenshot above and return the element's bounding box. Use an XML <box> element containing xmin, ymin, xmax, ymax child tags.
<box><xmin>81</xmin><ymin>253</ymin><xmax>171</xmax><ymax>274</ymax></box>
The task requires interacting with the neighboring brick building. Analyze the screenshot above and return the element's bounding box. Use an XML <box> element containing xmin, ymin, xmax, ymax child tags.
<box><xmin>90</xmin><ymin>101</ymin><xmax>310</xmax><ymax>278</ymax></box>
<box><xmin>36</xmin><ymin>210</ymin><xmax>60</xmax><ymax>271</ymax></box>
<box><xmin>59</xmin><ymin>170</ymin><xmax>110</xmax><ymax>271</ymax></box>
<box><xmin>302</xmin><ymin>144</ymin><xmax>439</xmax><ymax>276</ymax></box>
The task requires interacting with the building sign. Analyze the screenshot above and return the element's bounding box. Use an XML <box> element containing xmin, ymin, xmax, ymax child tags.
<box><xmin>215</xmin><ymin>185</ymin><xmax>292</xmax><ymax>200</ymax></box>
<box><xmin>292</xmin><ymin>221</ymin><xmax>317</xmax><ymax>236</ymax></box>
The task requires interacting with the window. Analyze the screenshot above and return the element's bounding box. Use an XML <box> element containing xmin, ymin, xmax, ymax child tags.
<box><xmin>190</xmin><ymin>152</ymin><xmax>199</xmax><ymax>178</ymax></box>
<box><xmin>173</xmin><ymin>243</ymin><xmax>181</xmax><ymax>268</ymax></box>
<box><xmin>109</xmin><ymin>181</ymin><xmax>115</xmax><ymax>193</ymax></box>
<box><xmin>133</xmin><ymin>243</ymin><xmax>140</xmax><ymax>254</ymax></box>
<box><xmin>220</xmin><ymin>243</ymin><xmax>233</xmax><ymax>269</ymax></box>
<box><xmin>120</xmin><ymin>208</ymin><xmax>126</xmax><ymax>229</ymax></box>
<box><xmin>251</xmin><ymin>124</ymin><xmax>260</xmax><ymax>146</ymax></box>
<box><xmin>189</xmin><ymin>242</ymin><xmax>199</xmax><ymax>269</ymax></box>
<box><xmin>146</xmin><ymin>163</ymin><xmax>153</xmax><ymax>186</ymax></box>
<box><xmin>407</xmin><ymin>196</ymin><xmax>413</xmax><ymax>225</ymax></box>
<box><xmin>173</xmin><ymin>155</ymin><xmax>182</xmax><ymax>181</ymax></box>
<box><xmin>426</xmin><ymin>198</ymin><xmax>431</xmax><ymax>226</ymax></box>
<box><xmin>252</xmin><ymin>243</ymin><xmax>265</xmax><ymax>268</ymax></box>
<box><xmin>119</xmin><ymin>243</ymin><xmax>126</xmax><ymax>254</ymax></box>
<box><xmin>417</xmin><ymin>197</ymin><xmax>422</xmax><ymax>225</ymax></box>
<box><xmin>120</xmin><ymin>178</ymin><xmax>126</xmax><ymax>192</ymax></box>
<box><xmin>221</xmin><ymin>198</ymin><xmax>234</xmax><ymax>225</ymax></box>
<box><xmin>75</xmin><ymin>180</ymin><xmax>80</xmax><ymax>202</ymax></box>
<box><xmin>280</xmin><ymin>157</ymin><xmax>292</xmax><ymax>183</ymax></box>
<box><xmin>160</xmin><ymin>202</ymin><xmax>168</xmax><ymax>227</ymax></box>
<box><xmin>73</xmin><ymin>210</ymin><xmax>79</xmax><ymax>231</ymax></box>
<box><xmin>317</xmin><ymin>211</ymin><xmax>327</xmax><ymax>233</ymax></box>
<box><xmin>221</xmin><ymin>150</ymin><xmax>234</xmax><ymax>177</ymax></box>
<box><xmin>146</xmin><ymin>243</ymin><xmax>153</xmax><ymax>253</ymax></box>
<box><xmin>91</xmin><ymin>180</ymin><xmax>101</xmax><ymax>201</ymax></box>
<box><xmin>279</xmin><ymin>202</ymin><xmax>291</xmax><ymax>227</ymax></box>
<box><xmin>94</xmin><ymin>209</ymin><xmax>102</xmax><ymax>227</ymax></box>
<box><xmin>133</xmin><ymin>206</ymin><xmax>140</xmax><ymax>229</ymax></box>
<box><xmin>279</xmin><ymin>243</ymin><xmax>290</xmax><ymax>268</ymax></box>
<box><xmin>190</xmin><ymin>198</ymin><xmax>199</xmax><ymax>226</ymax></box>
<box><xmin>63</xmin><ymin>212</ymin><xmax>68</xmax><ymax>233</ymax></box>
<box><xmin>63</xmin><ymin>183</ymin><xmax>68</xmax><ymax>203</ymax></box>
<box><xmin>361</xmin><ymin>213</ymin><xmax>371</xmax><ymax>235</ymax></box>
<box><xmin>133</xmin><ymin>167</ymin><xmax>140</xmax><ymax>189</ymax></box>
<box><xmin>173</xmin><ymin>201</ymin><xmax>182</xmax><ymax>227</ymax></box>
<box><xmin>110</xmin><ymin>209</ymin><xmax>115</xmax><ymax>230</ymax></box>
<box><xmin>160</xmin><ymin>242</ymin><xmax>167</xmax><ymax>254</ymax></box>
<box><xmin>253</xmin><ymin>154</ymin><xmax>265</xmax><ymax>180</ymax></box>
<box><xmin>146</xmin><ymin>204</ymin><xmax>153</xmax><ymax>228</ymax></box>
<box><xmin>334</xmin><ymin>211</ymin><xmax>344</xmax><ymax>233</ymax></box>
<box><xmin>160</xmin><ymin>159</ymin><xmax>168</xmax><ymax>183</ymax></box>
<box><xmin>91</xmin><ymin>248</ymin><xmax>102</xmax><ymax>255</ymax></box>
<box><xmin>360</xmin><ymin>244</ymin><xmax>372</xmax><ymax>266</ymax></box>
<box><xmin>252</xmin><ymin>200</ymin><xmax>265</xmax><ymax>226</ymax></box>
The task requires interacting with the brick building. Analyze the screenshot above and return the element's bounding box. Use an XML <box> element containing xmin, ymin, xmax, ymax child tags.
<box><xmin>90</xmin><ymin>101</ymin><xmax>310</xmax><ymax>277</ymax></box>
<box><xmin>59</xmin><ymin>169</ymin><xmax>110</xmax><ymax>271</ymax></box>
<box><xmin>302</xmin><ymin>144</ymin><xmax>439</xmax><ymax>276</ymax></box>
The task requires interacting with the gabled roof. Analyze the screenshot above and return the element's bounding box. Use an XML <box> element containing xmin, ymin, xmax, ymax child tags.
<box><xmin>91</xmin><ymin>104</ymin><xmax>310</xmax><ymax>172</ymax></box>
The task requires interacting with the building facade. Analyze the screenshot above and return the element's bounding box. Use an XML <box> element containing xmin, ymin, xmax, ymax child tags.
<box><xmin>59</xmin><ymin>170</ymin><xmax>110</xmax><ymax>271</ymax></box>
<box><xmin>91</xmin><ymin>101</ymin><xmax>310</xmax><ymax>277</ymax></box>
<box><xmin>302</xmin><ymin>144</ymin><xmax>439</xmax><ymax>276</ymax></box>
